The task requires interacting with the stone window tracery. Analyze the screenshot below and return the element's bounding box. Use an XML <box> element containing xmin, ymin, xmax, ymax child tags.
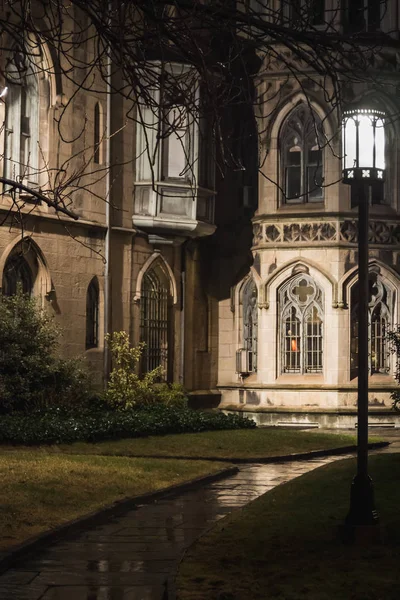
<box><xmin>280</xmin><ymin>274</ymin><xmax>324</xmax><ymax>373</ymax></box>
<box><xmin>280</xmin><ymin>105</ymin><xmax>324</xmax><ymax>204</ymax></box>
<box><xmin>350</xmin><ymin>272</ymin><xmax>392</xmax><ymax>377</ymax></box>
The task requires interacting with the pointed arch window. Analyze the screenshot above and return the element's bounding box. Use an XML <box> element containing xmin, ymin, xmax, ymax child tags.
<box><xmin>280</xmin><ymin>105</ymin><xmax>324</xmax><ymax>204</ymax></box>
<box><xmin>140</xmin><ymin>264</ymin><xmax>170</xmax><ymax>378</ymax></box>
<box><xmin>86</xmin><ymin>277</ymin><xmax>99</xmax><ymax>349</ymax></box>
<box><xmin>350</xmin><ymin>272</ymin><xmax>392</xmax><ymax>377</ymax></box>
<box><xmin>2</xmin><ymin>253</ymin><xmax>33</xmax><ymax>296</ymax></box>
<box><xmin>4</xmin><ymin>54</ymin><xmax>39</xmax><ymax>187</ymax></box>
<box><xmin>242</xmin><ymin>278</ymin><xmax>258</xmax><ymax>373</ymax></box>
<box><xmin>280</xmin><ymin>275</ymin><xmax>324</xmax><ymax>373</ymax></box>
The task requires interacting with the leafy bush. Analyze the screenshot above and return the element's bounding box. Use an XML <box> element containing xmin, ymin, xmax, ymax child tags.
<box><xmin>105</xmin><ymin>331</ymin><xmax>187</xmax><ymax>409</ymax></box>
<box><xmin>0</xmin><ymin>405</ymin><xmax>255</xmax><ymax>445</ymax></box>
<box><xmin>0</xmin><ymin>289</ymin><xmax>91</xmax><ymax>413</ymax></box>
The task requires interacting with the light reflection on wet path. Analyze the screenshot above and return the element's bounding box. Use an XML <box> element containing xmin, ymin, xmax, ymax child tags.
<box><xmin>0</xmin><ymin>455</ymin><xmax>351</xmax><ymax>599</ymax></box>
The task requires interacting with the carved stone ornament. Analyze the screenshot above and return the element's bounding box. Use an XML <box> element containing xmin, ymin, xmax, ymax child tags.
<box><xmin>253</xmin><ymin>220</ymin><xmax>400</xmax><ymax>247</ymax></box>
<box><xmin>340</xmin><ymin>220</ymin><xmax>400</xmax><ymax>245</ymax></box>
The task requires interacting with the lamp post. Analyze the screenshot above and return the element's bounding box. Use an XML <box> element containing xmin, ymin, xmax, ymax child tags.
<box><xmin>342</xmin><ymin>107</ymin><xmax>385</xmax><ymax>528</ymax></box>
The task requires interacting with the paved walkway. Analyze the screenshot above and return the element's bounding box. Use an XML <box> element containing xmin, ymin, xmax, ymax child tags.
<box><xmin>0</xmin><ymin>454</ymin><xmax>352</xmax><ymax>600</ymax></box>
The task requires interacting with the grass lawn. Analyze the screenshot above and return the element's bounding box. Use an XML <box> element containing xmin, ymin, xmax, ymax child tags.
<box><xmin>177</xmin><ymin>453</ymin><xmax>400</xmax><ymax>600</ymax></box>
<box><xmin>0</xmin><ymin>428</ymin><xmax>369</xmax><ymax>460</ymax></box>
<box><xmin>0</xmin><ymin>452</ymin><xmax>226</xmax><ymax>552</ymax></box>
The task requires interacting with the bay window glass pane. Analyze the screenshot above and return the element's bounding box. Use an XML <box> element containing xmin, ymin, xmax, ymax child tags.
<box><xmin>162</xmin><ymin>105</ymin><xmax>188</xmax><ymax>179</ymax></box>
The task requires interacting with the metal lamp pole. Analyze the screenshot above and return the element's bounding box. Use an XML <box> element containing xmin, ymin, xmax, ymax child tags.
<box><xmin>342</xmin><ymin>107</ymin><xmax>385</xmax><ymax>528</ymax></box>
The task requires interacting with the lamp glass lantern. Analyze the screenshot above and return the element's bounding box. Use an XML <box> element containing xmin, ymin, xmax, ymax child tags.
<box><xmin>342</xmin><ymin>108</ymin><xmax>386</xmax><ymax>185</ymax></box>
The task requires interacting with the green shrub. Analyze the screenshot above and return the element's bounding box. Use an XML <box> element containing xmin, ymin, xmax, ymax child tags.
<box><xmin>0</xmin><ymin>289</ymin><xmax>91</xmax><ymax>413</ymax></box>
<box><xmin>105</xmin><ymin>331</ymin><xmax>187</xmax><ymax>409</ymax></box>
<box><xmin>0</xmin><ymin>405</ymin><xmax>255</xmax><ymax>445</ymax></box>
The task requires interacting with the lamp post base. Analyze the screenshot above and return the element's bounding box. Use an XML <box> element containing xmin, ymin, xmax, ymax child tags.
<box><xmin>345</xmin><ymin>473</ymin><xmax>379</xmax><ymax>527</ymax></box>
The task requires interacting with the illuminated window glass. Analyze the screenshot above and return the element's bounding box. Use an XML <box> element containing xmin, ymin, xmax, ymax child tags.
<box><xmin>280</xmin><ymin>275</ymin><xmax>324</xmax><ymax>373</ymax></box>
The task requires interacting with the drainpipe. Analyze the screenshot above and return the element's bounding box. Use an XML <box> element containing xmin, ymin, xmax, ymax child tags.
<box><xmin>180</xmin><ymin>268</ymin><xmax>185</xmax><ymax>385</ymax></box>
<box><xmin>103</xmin><ymin>5</ymin><xmax>112</xmax><ymax>385</ymax></box>
<box><xmin>179</xmin><ymin>240</ymin><xmax>189</xmax><ymax>386</ymax></box>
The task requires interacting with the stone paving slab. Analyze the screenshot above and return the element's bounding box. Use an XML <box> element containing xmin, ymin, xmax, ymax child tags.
<box><xmin>0</xmin><ymin>454</ymin><xmax>352</xmax><ymax>600</ymax></box>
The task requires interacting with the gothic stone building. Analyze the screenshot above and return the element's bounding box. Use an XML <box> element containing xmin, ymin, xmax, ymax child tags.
<box><xmin>1</xmin><ymin>1</ymin><xmax>400</xmax><ymax>428</ymax></box>
<box><xmin>218</xmin><ymin>0</ymin><xmax>400</xmax><ymax>428</ymax></box>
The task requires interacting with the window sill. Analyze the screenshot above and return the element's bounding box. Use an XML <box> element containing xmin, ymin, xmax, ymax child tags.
<box><xmin>276</xmin><ymin>374</ymin><xmax>324</xmax><ymax>384</ymax></box>
<box><xmin>278</xmin><ymin>202</ymin><xmax>325</xmax><ymax>212</ymax></box>
<box><xmin>350</xmin><ymin>204</ymin><xmax>397</xmax><ymax>216</ymax></box>
<box><xmin>349</xmin><ymin>373</ymin><xmax>393</xmax><ymax>384</ymax></box>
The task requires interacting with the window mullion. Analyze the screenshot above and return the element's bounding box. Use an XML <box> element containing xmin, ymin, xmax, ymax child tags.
<box><xmin>368</xmin><ymin>309</ymin><xmax>372</xmax><ymax>374</ymax></box>
<box><xmin>300</xmin><ymin>314</ymin><xmax>304</xmax><ymax>374</ymax></box>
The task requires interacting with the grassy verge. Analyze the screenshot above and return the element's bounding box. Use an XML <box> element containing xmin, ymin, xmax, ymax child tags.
<box><xmin>0</xmin><ymin>428</ymin><xmax>368</xmax><ymax>460</ymax></box>
<box><xmin>0</xmin><ymin>452</ymin><xmax>226</xmax><ymax>552</ymax></box>
<box><xmin>177</xmin><ymin>453</ymin><xmax>400</xmax><ymax>600</ymax></box>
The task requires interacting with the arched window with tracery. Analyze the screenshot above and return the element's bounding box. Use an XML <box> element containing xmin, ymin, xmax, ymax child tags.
<box><xmin>242</xmin><ymin>278</ymin><xmax>258</xmax><ymax>373</ymax></box>
<box><xmin>280</xmin><ymin>274</ymin><xmax>324</xmax><ymax>373</ymax></box>
<box><xmin>140</xmin><ymin>263</ymin><xmax>171</xmax><ymax>379</ymax></box>
<box><xmin>350</xmin><ymin>271</ymin><xmax>393</xmax><ymax>377</ymax></box>
<box><xmin>86</xmin><ymin>277</ymin><xmax>99</xmax><ymax>349</ymax></box>
<box><xmin>280</xmin><ymin>105</ymin><xmax>324</xmax><ymax>204</ymax></box>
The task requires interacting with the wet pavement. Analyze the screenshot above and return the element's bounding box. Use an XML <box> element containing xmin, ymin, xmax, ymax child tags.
<box><xmin>0</xmin><ymin>454</ymin><xmax>353</xmax><ymax>600</ymax></box>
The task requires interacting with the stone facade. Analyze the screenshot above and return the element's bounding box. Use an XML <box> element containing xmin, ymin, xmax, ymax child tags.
<box><xmin>217</xmin><ymin>2</ymin><xmax>400</xmax><ymax>427</ymax></box>
<box><xmin>0</xmin><ymin>7</ymin><xmax>218</xmax><ymax>393</ymax></box>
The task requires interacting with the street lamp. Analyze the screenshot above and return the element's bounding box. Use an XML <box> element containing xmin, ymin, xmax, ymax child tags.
<box><xmin>342</xmin><ymin>106</ymin><xmax>385</xmax><ymax>529</ymax></box>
